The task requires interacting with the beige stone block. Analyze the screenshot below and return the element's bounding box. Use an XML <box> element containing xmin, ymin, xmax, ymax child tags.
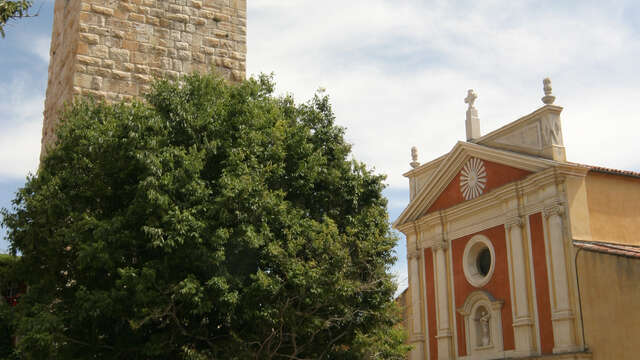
<box><xmin>138</xmin><ymin>43</ymin><xmax>153</xmax><ymax>53</ymax></box>
<box><xmin>200</xmin><ymin>10</ymin><xmax>214</xmax><ymax>19</ymax></box>
<box><xmin>175</xmin><ymin>42</ymin><xmax>189</xmax><ymax>50</ymax></box>
<box><xmin>213</xmin><ymin>13</ymin><xmax>230</xmax><ymax>22</ymax></box>
<box><xmin>203</xmin><ymin>37</ymin><xmax>219</xmax><ymax>47</ymax></box>
<box><xmin>152</xmin><ymin>46</ymin><xmax>168</xmax><ymax>56</ymax></box>
<box><xmin>131</xmin><ymin>51</ymin><xmax>149</xmax><ymax>64</ymax></box>
<box><xmin>165</xmin><ymin>70</ymin><xmax>179</xmax><ymax>80</ymax></box>
<box><xmin>193</xmin><ymin>52</ymin><xmax>205</xmax><ymax>63</ymax></box>
<box><xmin>172</xmin><ymin>59</ymin><xmax>183</xmax><ymax>71</ymax></box>
<box><xmin>129</xmin><ymin>13</ymin><xmax>145</xmax><ymax>23</ymax></box>
<box><xmin>80</xmin><ymin>32</ymin><xmax>100</xmax><ymax>45</ymax></box>
<box><xmin>113</xmin><ymin>70</ymin><xmax>132</xmax><ymax>80</ymax></box>
<box><xmin>146</xmin><ymin>16</ymin><xmax>160</xmax><ymax>26</ymax></box>
<box><xmin>119</xmin><ymin>2</ymin><xmax>137</xmax><ymax>13</ymax></box>
<box><xmin>168</xmin><ymin>13</ymin><xmax>189</xmax><ymax>23</ymax></box>
<box><xmin>110</xmin><ymin>48</ymin><xmax>130</xmax><ymax>62</ymax></box>
<box><xmin>77</xmin><ymin>55</ymin><xmax>102</xmax><ymax>66</ymax></box>
<box><xmin>150</xmin><ymin>8</ymin><xmax>164</xmax><ymax>17</ymax></box>
<box><xmin>213</xmin><ymin>29</ymin><xmax>228</xmax><ymax>38</ymax></box>
<box><xmin>122</xmin><ymin>63</ymin><xmax>135</xmax><ymax>72</ymax></box>
<box><xmin>232</xmin><ymin>70</ymin><xmax>243</xmax><ymax>81</ymax></box>
<box><xmin>178</xmin><ymin>50</ymin><xmax>191</xmax><ymax>60</ymax></box>
<box><xmin>133</xmin><ymin>73</ymin><xmax>152</xmax><ymax>83</ymax></box>
<box><xmin>91</xmin><ymin>5</ymin><xmax>114</xmax><ymax>17</ymax></box>
<box><xmin>92</xmin><ymin>45</ymin><xmax>110</xmax><ymax>58</ymax></box>
<box><xmin>135</xmin><ymin>64</ymin><xmax>150</xmax><ymax>74</ymax></box>
<box><xmin>91</xmin><ymin>76</ymin><xmax>103</xmax><ymax>90</ymax></box>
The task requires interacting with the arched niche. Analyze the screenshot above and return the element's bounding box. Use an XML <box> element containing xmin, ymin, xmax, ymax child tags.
<box><xmin>457</xmin><ymin>290</ymin><xmax>505</xmax><ymax>359</ymax></box>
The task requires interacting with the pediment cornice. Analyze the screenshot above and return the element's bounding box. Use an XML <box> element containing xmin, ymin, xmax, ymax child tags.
<box><xmin>393</xmin><ymin>141</ymin><xmax>561</xmax><ymax>229</ymax></box>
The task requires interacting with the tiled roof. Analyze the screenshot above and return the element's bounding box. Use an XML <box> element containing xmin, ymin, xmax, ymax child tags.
<box><xmin>588</xmin><ymin>166</ymin><xmax>640</xmax><ymax>178</ymax></box>
<box><xmin>567</xmin><ymin>162</ymin><xmax>640</xmax><ymax>179</ymax></box>
<box><xmin>573</xmin><ymin>240</ymin><xmax>640</xmax><ymax>259</ymax></box>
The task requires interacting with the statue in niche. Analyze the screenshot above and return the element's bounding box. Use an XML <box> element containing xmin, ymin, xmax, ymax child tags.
<box><xmin>477</xmin><ymin>309</ymin><xmax>491</xmax><ymax>347</ymax></box>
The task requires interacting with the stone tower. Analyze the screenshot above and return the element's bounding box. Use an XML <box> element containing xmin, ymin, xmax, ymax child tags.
<box><xmin>41</xmin><ymin>0</ymin><xmax>247</xmax><ymax>155</ymax></box>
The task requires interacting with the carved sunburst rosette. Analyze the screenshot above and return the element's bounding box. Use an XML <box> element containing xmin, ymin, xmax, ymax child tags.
<box><xmin>460</xmin><ymin>158</ymin><xmax>487</xmax><ymax>200</ymax></box>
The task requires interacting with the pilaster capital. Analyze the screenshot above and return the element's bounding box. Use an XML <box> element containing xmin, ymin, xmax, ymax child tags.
<box><xmin>543</xmin><ymin>203</ymin><xmax>565</xmax><ymax>219</ymax></box>
<box><xmin>505</xmin><ymin>216</ymin><xmax>524</xmax><ymax>231</ymax></box>
<box><xmin>407</xmin><ymin>248</ymin><xmax>420</xmax><ymax>261</ymax></box>
<box><xmin>431</xmin><ymin>240</ymin><xmax>449</xmax><ymax>252</ymax></box>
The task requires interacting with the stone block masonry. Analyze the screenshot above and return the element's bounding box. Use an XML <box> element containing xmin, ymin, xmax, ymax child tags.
<box><xmin>42</xmin><ymin>0</ymin><xmax>247</xmax><ymax>156</ymax></box>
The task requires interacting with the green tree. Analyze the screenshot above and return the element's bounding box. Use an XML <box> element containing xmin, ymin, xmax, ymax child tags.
<box><xmin>0</xmin><ymin>1</ymin><xmax>32</xmax><ymax>38</ymax></box>
<box><xmin>2</xmin><ymin>73</ymin><xmax>409</xmax><ymax>359</ymax></box>
<box><xmin>0</xmin><ymin>254</ymin><xmax>19</xmax><ymax>359</ymax></box>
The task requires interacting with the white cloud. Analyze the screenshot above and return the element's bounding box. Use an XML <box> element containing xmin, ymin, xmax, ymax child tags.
<box><xmin>0</xmin><ymin>74</ymin><xmax>43</xmax><ymax>179</ymax></box>
<box><xmin>248</xmin><ymin>0</ymin><xmax>640</xmax><ymax>192</ymax></box>
<box><xmin>29</xmin><ymin>35</ymin><xmax>51</xmax><ymax>64</ymax></box>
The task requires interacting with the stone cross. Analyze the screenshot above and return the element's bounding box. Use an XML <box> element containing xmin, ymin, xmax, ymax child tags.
<box><xmin>465</xmin><ymin>89</ymin><xmax>478</xmax><ymax>109</ymax></box>
<box><xmin>465</xmin><ymin>89</ymin><xmax>480</xmax><ymax>141</ymax></box>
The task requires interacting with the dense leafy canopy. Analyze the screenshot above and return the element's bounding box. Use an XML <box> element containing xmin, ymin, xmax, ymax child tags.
<box><xmin>0</xmin><ymin>254</ymin><xmax>18</xmax><ymax>359</ymax></box>
<box><xmin>0</xmin><ymin>1</ymin><xmax>32</xmax><ymax>37</ymax></box>
<box><xmin>1</xmin><ymin>74</ymin><xmax>408</xmax><ymax>359</ymax></box>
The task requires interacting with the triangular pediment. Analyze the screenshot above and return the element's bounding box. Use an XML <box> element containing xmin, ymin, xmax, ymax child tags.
<box><xmin>394</xmin><ymin>142</ymin><xmax>558</xmax><ymax>228</ymax></box>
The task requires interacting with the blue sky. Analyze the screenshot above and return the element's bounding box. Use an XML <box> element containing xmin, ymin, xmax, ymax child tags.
<box><xmin>1</xmin><ymin>0</ymin><xmax>640</xmax><ymax>292</ymax></box>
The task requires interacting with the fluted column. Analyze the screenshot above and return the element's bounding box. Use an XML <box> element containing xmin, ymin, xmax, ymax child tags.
<box><xmin>432</xmin><ymin>241</ymin><xmax>453</xmax><ymax>360</ymax></box>
<box><xmin>544</xmin><ymin>204</ymin><xmax>578</xmax><ymax>353</ymax></box>
<box><xmin>505</xmin><ymin>216</ymin><xmax>536</xmax><ymax>355</ymax></box>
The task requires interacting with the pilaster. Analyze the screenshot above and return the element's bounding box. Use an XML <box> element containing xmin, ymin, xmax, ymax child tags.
<box><xmin>432</xmin><ymin>240</ymin><xmax>454</xmax><ymax>359</ymax></box>
<box><xmin>406</xmin><ymin>231</ymin><xmax>426</xmax><ymax>359</ymax></box>
<box><xmin>543</xmin><ymin>203</ymin><xmax>579</xmax><ymax>353</ymax></box>
<box><xmin>505</xmin><ymin>215</ymin><xmax>537</xmax><ymax>355</ymax></box>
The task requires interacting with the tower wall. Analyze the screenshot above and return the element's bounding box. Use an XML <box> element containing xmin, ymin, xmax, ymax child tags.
<box><xmin>42</xmin><ymin>0</ymin><xmax>247</xmax><ymax>155</ymax></box>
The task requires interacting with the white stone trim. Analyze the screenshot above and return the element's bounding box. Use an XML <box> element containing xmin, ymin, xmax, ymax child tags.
<box><xmin>462</xmin><ymin>235</ymin><xmax>496</xmax><ymax>288</ymax></box>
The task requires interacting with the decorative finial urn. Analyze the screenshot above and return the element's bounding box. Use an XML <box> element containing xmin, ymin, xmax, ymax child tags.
<box><xmin>541</xmin><ymin>77</ymin><xmax>556</xmax><ymax>105</ymax></box>
<box><xmin>410</xmin><ymin>146</ymin><xmax>420</xmax><ymax>168</ymax></box>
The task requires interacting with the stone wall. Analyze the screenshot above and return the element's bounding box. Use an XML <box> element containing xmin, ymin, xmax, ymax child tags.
<box><xmin>42</xmin><ymin>0</ymin><xmax>247</xmax><ymax>156</ymax></box>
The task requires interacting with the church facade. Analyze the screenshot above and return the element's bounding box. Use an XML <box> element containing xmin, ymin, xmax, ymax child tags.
<box><xmin>394</xmin><ymin>80</ymin><xmax>640</xmax><ymax>360</ymax></box>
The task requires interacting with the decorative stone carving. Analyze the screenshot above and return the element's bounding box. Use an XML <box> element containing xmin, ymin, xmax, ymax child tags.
<box><xmin>410</xmin><ymin>146</ymin><xmax>420</xmax><ymax>169</ymax></box>
<box><xmin>541</xmin><ymin>77</ymin><xmax>556</xmax><ymax>105</ymax></box>
<box><xmin>543</xmin><ymin>203</ymin><xmax>565</xmax><ymax>219</ymax></box>
<box><xmin>407</xmin><ymin>248</ymin><xmax>420</xmax><ymax>260</ymax></box>
<box><xmin>541</xmin><ymin>114</ymin><xmax>564</xmax><ymax>146</ymax></box>
<box><xmin>431</xmin><ymin>240</ymin><xmax>449</xmax><ymax>251</ymax></box>
<box><xmin>504</xmin><ymin>216</ymin><xmax>524</xmax><ymax>231</ymax></box>
<box><xmin>460</xmin><ymin>158</ymin><xmax>487</xmax><ymax>200</ymax></box>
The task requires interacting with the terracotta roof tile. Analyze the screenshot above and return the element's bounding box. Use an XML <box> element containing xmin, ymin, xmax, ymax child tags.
<box><xmin>573</xmin><ymin>240</ymin><xmax>640</xmax><ymax>259</ymax></box>
<box><xmin>566</xmin><ymin>162</ymin><xmax>640</xmax><ymax>178</ymax></box>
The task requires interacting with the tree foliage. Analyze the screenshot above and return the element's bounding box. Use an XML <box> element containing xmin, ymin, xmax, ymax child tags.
<box><xmin>0</xmin><ymin>254</ymin><xmax>19</xmax><ymax>359</ymax></box>
<box><xmin>0</xmin><ymin>1</ymin><xmax>32</xmax><ymax>38</ymax></box>
<box><xmin>2</xmin><ymin>73</ymin><xmax>409</xmax><ymax>359</ymax></box>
